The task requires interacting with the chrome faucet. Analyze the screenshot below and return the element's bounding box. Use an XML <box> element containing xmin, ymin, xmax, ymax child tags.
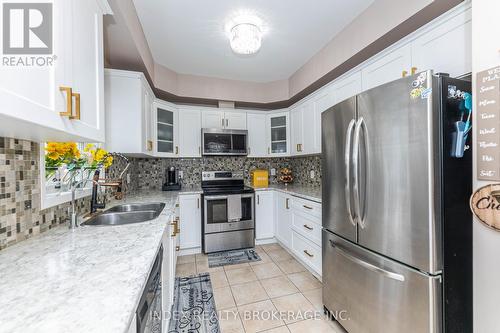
<box><xmin>69</xmin><ymin>177</ymin><xmax>99</xmax><ymax>229</ymax></box>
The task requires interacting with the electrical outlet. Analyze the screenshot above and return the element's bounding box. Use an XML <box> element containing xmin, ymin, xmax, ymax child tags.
<box><xmin>310</xmin><ymin>170</ymin><xmax>315</xmax><ymax>179</ymax></box>
<box><xmin>179</xmin><ymin>171</ymin><xmax>183</xmax><ymax>179</ymax></box>
<box><xmin>126</xmin><ymin>173</ymin><xmax>131</xmax><ymax>184</ymax></box>
<box><xmin>270</xmin><ymin>168</ymin><xmax>276</xmax><ymax>176</ymax></box>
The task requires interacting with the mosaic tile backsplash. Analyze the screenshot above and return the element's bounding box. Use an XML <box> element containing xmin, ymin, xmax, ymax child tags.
<box><xmin>0</xmin><ymin>138</ymin><xmax>90</xmax><ymax>250</ymax></box>
<box><xmin>120</xmin><ymin>155</ymin><xmax>322</xmax><ymax>191</ymax></box>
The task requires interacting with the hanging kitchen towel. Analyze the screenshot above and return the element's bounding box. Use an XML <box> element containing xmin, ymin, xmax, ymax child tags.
<box><xmin>227</xmin><ymin>194</ymin><xmax>242</xmax><ymax>222</ymax></box>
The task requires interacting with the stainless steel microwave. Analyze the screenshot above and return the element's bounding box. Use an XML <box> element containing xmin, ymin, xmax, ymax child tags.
<box><xmin>202</xmin><ymin>128</ymin><xmax>248</xmax><ymax>156</ymax></box>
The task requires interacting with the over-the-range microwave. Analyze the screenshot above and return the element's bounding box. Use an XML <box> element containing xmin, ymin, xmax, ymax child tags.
<box><xmin>202</xmin><ymin>128</ymin><xmax>248</xmax><ymax>156</ymax></box>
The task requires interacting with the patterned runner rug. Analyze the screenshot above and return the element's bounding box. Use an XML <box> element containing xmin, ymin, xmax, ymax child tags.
<box><xmin>168</xmin><ymin>273</ymin><xmax>220</xmax><ymax>333</ymax></box>
<box><xmin>208</xmin><ymin>248</ymin><xmax>261</xmax><ymax>268</ymax></box>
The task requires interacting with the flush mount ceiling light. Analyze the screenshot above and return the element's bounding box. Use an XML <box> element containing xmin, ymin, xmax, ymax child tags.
<box><xmin>226</xmin><ymin>13</ymin><xmax>264</xmax><ymax>55</ymax></box>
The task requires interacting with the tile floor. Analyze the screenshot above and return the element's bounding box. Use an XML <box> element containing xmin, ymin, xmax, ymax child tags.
<box><xmin>175</xmin><ymin>243</ymin><xmax>345</xmax><ymax>333</ymax></box>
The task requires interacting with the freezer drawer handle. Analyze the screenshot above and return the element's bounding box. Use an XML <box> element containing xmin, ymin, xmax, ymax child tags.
<box><xmin>329</xmin><ymin>240</ymin><xmax>405</xmax><ymax>282</ymax></box>
<box><xmin>344</xmin><ymin>119</ymin><xmax>357</xmax><ymax>227</ymax></box>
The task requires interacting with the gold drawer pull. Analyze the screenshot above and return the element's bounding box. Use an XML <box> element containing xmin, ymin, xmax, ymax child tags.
<box><xmin>286</xmin><ymin>198</ymin><xmax>290</xmax><ymax>209</ymax></box>
<box><xmin>70</xmin><ymin>92</ymin><xmax>80</xmax><ymax>120</ymax></box>
<box><xmin>147</xmin><ymin>140</ymin><xmax>153</xmax><ymax>151</ymax></box>
<box><xmin>59</xmin><ymin>86</ymin><xmax>73</xmax><ymax>117</ymax></box>
<box><xmin>175</xmin><ymin>246</ymin><xmax>180</xmax><ymax>252</ymax></box>
<box><xmin>303</xmin><ymin>224</ymin><xmax>313</xmax><ymax>231</ymax></box>
<box><xmin>175</xmin><ymin>146</ymin><xmax>179</xmax><ymax>155</ymax></box>
<box><xmin>402</xmin><ymin>70</ymin><xmax>408</xmax><ymax>78</ymax></box>
<box><xmin>304</xmin><ymin>250</ymin><xmax>314</xmax><ymax>258</ymax></box>
<box><xmin>303</xmin><ymin>205</ymin><xmax>313</xmax><ymax>210</ymax></box>
<box><xmin>411</xmin><ymin>66</ymin><xmax>418</xmax><ymax>75</ymax></box>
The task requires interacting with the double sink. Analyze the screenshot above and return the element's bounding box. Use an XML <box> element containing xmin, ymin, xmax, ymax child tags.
<box><xmin>82</xmin><ymin>203</ymin><xmax>166</xmax><ymax>226</ymax></box>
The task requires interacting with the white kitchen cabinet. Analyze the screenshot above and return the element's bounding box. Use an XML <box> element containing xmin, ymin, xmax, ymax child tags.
<box><xmin>247</xmin><ymin>113</ymin><xmax>268</xmax><ymax>157</ymax></box>
<box><xmin>331</xmin><ymin>70</ymin><xmax>362</xmax><ymax>106</ymax></box>
<box><xmin>201</xmin><ymin>110</ymin><xmax>225</xmax><ymax>129</ymax></box>
<box><xmin>290</xmin><ymin>106</ymin><xmax>303</xmax><ymax>155</ymax></box>
<box><xmin>179</xmin><ymin>194</ymin><xmax>202</xmax><ymax>251</ymax></box>
<box><xmin>274</xmin><ymin>192</ymin><xmax>292</xmax><ymax>248</ymax></box>
<box><xmin>291</xmin><ymin>101</ymin><xmax>318</xmax><ymax>156</ymax></box>
<box><xmin>201</xmin><ymin>110</ymin><xmax>247</xmax><ymax>129</ymax></box>
<box><xmin>225</xmin><ymin>111</ymin><xmax>247</xmax><ymax>129</ymax></box>
<box><xmin>361</xmin><ymin>43</ymin><xmax>412</xmax><ymax>91</ymax></box>
<box><xmin>154</xmin><ymin>100</ymin><xmax>179</xmax><ymax>157</ymax></box>
<box><xmin>411</xmin><ymin>7</ymin><xmax>471</xmax><ymax>78</ymax></box>
<box><xmin>0</xmin><ymin>0</ymin><xmax>111</xmax><ymax>142</ymax></box>
<box><xmin>105</xmin><ymin>69</ymin><xmax>155</xmax><ymax>156</ymax></box>
<box><xmin>178</xmin><ymin>109</ymin><xmax>202</xmax><ymax>157</ymax></box>
<box><xmin>255</xmin><ymin>191</ymin><xmax>275</xmax><ymax>241</ymax></box>
<box><xmin>267</xmin><ymin>112</ymin><xmax>290</xmax><ymax>156</ymax></box>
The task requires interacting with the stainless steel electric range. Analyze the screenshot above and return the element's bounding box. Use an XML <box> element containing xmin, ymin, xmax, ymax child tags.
<box><xmin>201</xmin><ymin>171</ymin><xmax>255</xmax><ymax>253</ymax></box>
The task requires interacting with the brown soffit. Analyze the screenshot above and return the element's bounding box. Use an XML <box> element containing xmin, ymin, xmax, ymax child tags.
<box><xmin>112</xmin><ymin>0</ymin><xmax>464</xmax><ymax>110</ymax></box>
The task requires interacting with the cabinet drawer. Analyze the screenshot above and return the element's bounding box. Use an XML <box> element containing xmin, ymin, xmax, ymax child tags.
<box><xmin>291</xmin><ymin>211</ymin><xmax>322</xmax><ymax>246</ymax></box>
<box><xmin>290</xmin><ymin>196</ymin><xmax>321</xmax><ymax>219</ymax></box>
<box><xmin>291</xmin><ymin>231</ymin><xmax>322</xmax><ymax>275</ymax></box>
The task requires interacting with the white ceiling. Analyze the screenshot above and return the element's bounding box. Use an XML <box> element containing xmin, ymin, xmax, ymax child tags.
<box><xmin>133</xmin><ymin>0</ymin><xmax>374</xmax><ymax>82</ymax></box>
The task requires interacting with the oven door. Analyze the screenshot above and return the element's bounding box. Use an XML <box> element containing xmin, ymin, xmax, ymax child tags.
<box><xmin>204</xmin><ymin>194</ymin><xmax>254</xmax><ymax>233</ymax></box>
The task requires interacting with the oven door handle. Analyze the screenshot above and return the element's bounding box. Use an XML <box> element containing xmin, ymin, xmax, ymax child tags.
<box><xmin>204</xmin><ymin>194</ymin><xmax>254</xmax><ymax>200</ymax></box>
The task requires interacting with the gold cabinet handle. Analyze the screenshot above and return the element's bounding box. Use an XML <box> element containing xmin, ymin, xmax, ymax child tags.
<box><xmin>59</xmin><ymin>86</ymin><xmax>73</xmax><ymax>117</ymax></box>
<box><xmin>175</xmin><ymin>246</ymin><xmax>180</xmax><ymax>252</ymax></box>
<box><xmin>147</xmin><ymin>140</ymin><xmax>153</xmax><ymax>151</ymax></box>
<box><xmin>70</xmin><ymin>92</ymin><xmax>80</xmax><ymax>120</ymax></box>
<box><xmin>197</xmin><ymin>198</ymin><xmax>200</xmax><ymax>209</ymax></box>
<box><xmin>402</xmin><ymin>70</ymin><xmax>408</xmax><ymax>78</ymax></box>
<box><xmin>268</xmin><ymin>147</ymin><xmax>271</xmax><ymax>154</ymax></box>
<box><xmin>285</xmin><ymin>198</ymin><xmax>290</xmax><ymax>209</ymax></box>
<box><xmin>411</xmin><ymin>67</ymin><xmax>418</xmax><ymax>75</ymax></box>
<box><xmin>175</xmin><ymin>203</ymin><xmax>179</xmax><ymax>208</ymax></box>
<box><xmin>170</xmin><ymin>220</ymin><xmax>178</xmax><ymax>237</ymax></box>
<box><xmin>303</xmin><ymin>250</ymin><xmax>314</xmax><ymax>258</ymax></box>
<box><xmin>303</xmin><ymin>205</ymin><xmax>313</xmax><ymax>210</ymax></box>
<box><xmin>303</xmin><ymin>224</ymin><xmax>313</xmax><ymax>231</ymax></box>
<box><xmin>257</xmin><ymin>195</ymin><xmax>260</xmax><ymax>205</ymax></box>
<box><xmin>175</xmin><ymin>146</ymin><xmax>179</xmax><ymax>155</ymax></box>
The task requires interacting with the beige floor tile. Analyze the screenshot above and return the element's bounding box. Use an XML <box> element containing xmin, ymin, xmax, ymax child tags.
<box><xmin>267</xmin><ymin>249</ymin><xmax>293</xmax><ymax>262</ymax></box>
<box><xmin>214</xmin><ymin>287</ymin><xmax>236</xmax><ymax>310</ymax></box>
<box><xmin>275</xmin><ymin>258</ymin><xmax>307</xmax><ymax>274</ymax></box>
<box><xmin>260</xmin><ymin>276</ymin><xmax>299</xmax><ymax>299</ymax></box>
<box><xmin>238</xmin><ymin>300</ymin><xmax>284</xmax><ymax>333</ymax></box>
<box><xmin>210</xmin><ymin>271</ymin><xmax>229</xmax><ymax>288</ymax></box>
<box><xmin>225</xmin><ymin>266</ymin><xmax>258</xmax><ymax>285</ymax></box>
<box><xmin>224</xmin><ymin>262</ymin><xmax>250</xmax><ymax>271</ymax></box>
<box><xmin>252</xmin><ymin>262</ymin><xmax>284</xmax><ymax>280</ymax></box>
<box><xmin>230</xmin><ymin>281</ymin><xmax>269</xmax><ymax>306</ymax></box>
<box><xmin>287</xmin><ymin>272</ymin><xmax>322</xmax><ymax>292</ymax></box>
<box><xmin>219</xmin><ymin>307</ymin><xmax>245</xmax><ymax>333</ymax></box>
<box><xmin>302</xmin><ymin>288</ymin><xmax>323</xmax><ymax>311</ymax></box>
<box><xmin>287</xmin><ymin>318</ymin><xmax>341</xmax><ymax>333</ymax></box>
<box><xmin>196</xmin><ymin>258</ymin><xmax>224</xmax><ymax>273</ymax></box>
<box><xmin>176</xmin><ymin>263</ymin><xmax>197</xmax><ymax>277</ymax></box>
<box><xmin>249</xmin><ymin>251</ymin><xmax>273</xmax><ymax>266</ymax></box>
<box><xmin>195</xmin><ymin>252</ymin><xmax>207</xmax><ymax>260</ymax></box>
<box><xmin>261</xmin><ymin>243</ymin><xmax>283</xmax><ymax>253</ymax></box>
<box><xmin>271</xmin><ymin>293</ymin><xmax>316</xmax><ymax>324</ymax></box>
<box><xmin>177</xmin><ymin>254</ymin><xmax>196</xmax><ymax>264</ymax></box>
<box><xmin>261</xmin><ymin>326</ymin><xmax>291</xmax><ymax>333</ymax></box>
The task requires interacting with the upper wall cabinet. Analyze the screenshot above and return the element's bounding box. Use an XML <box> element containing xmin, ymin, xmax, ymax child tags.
<box><xmin>361</xmin><ymin>43</ymin><xmax>412</xmax><ymax>91</ymax></box>
<box><xmin>155</xmin><ymin>100</ymin><xmax>179</xmax><ymax>157</ymax></box>
<box><xmin>178</xmin><ymin>109</ymin><xmax>202</xmax><ymax>157</ymax></box>
<box><xmin>201</xmin><ymin>110</ymin><xmax>247</xmax><ymax>130</ymax></box>
<box><xmin>105</xmin><ymin>69</ymin><xmax>155</xmax><ymax>156</ymax></box>
<box><xmin>247</xmin><ymin>113</ymin><xmax>268</xmax><ymax>158</ymax></box>
<box><xmin>411</xmin><ymin>7</ymin><xmax>471</xmax><ymax>78</ymax></box>
<box><xmin>267</xmin><ymin>112</ymin><xmax>290</xmax><ymax>156</ymax></box>
<box><xmin>290</xmin><ymin>102</ymin><xmax>318</xmax><ymax>155</ymax></box>
<box><xmin>0</xmin><ymin>0</ymin><xmax>111</xmax><ymax>142</ymax></box>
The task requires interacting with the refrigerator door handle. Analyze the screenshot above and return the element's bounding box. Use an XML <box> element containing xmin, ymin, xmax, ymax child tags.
<box><xmin>344</xmin><ymin>119</ymin><xmax>357</xmax><ymax>227</ymax></box>
<box><xmin>329</xmin><ymin>239</ymin><xmax>405</xmax><ymax>282</ymax></box>
<box><xmin>353</xmin><ymin>117</ymin><xmax>366</xmax><ymax>229</ymax></box>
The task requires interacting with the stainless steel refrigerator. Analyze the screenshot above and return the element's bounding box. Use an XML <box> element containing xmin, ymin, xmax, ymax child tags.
<box><xmin>321</xmin><ymin>71</ymin><xmax>472</xmax><ymax>333</ymax></box>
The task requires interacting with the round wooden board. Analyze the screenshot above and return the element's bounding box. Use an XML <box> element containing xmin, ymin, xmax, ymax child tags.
<box><xmin>470</xmin><ymin>183</ymin><xmax>500</xmax><ymax>231</ymax></box>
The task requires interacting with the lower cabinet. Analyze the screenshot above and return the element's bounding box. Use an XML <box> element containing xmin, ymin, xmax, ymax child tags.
<box><xmin>255</xmin><ymin>191</ymin><xmax>274</xmax><ymax>241</ymax></box>
<box><xmin>274</xmin><ymin>192</ymin><xmax>292</xmax><ymax>248</ymax></box>
<box><xmin>179</xmin><ymin>194</ymin><xmax>202</xmax><ymax>252</ymax></box>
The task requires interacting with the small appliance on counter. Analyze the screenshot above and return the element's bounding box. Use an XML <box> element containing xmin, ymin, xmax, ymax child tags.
<box><xmin>250</xmin><ymin>169</ymin><xmax>269</xmax><ymax>188</ymax></box>
<box><xmin>162</xmin><ymin>166</ymin><xmax>181</xmax><ymax>191</ymax></box>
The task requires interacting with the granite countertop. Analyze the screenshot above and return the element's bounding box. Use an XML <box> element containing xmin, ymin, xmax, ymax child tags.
<box><xmin>0</xmin><ymin>190</ymin><xmax>183</xmax><ymax>333</ymax></box>
<box><xmin>252</xmin><ymin>184</ymin><xmax>322</xmax><ymax>203</ymax></box>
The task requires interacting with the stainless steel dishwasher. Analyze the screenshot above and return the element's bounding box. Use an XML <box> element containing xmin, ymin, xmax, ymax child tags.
<box><xmin>136</xmin><ymin>245</ymin><xmax>162</xmax><ymax>333</ymax></box>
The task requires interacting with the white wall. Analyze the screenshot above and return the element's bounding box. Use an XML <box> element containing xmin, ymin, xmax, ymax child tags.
<box><xmin>472</xmin><ymin>1</ymin><xmax>500</xmax><ymax>332</ymax></box>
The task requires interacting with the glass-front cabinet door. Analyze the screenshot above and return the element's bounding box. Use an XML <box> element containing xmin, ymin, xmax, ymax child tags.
<box><xmin>267</xmin><ymin>112</ymin><xmax>290</xmax><ymax>156</ymax></box>
<box><xmin>154</xmin><ymin>101</ymin><xmax>178</xmax><ymax>157</ymax></box>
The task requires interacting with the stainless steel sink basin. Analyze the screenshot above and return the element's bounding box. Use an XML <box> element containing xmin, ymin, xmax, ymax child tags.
<box><xmin>105</xmin><ymin>203</ymin><xmax>165</xmax><ymax>213</ymax></box>
<box><xmin>81</xmin><ymin>202</ymin><xmax>165</xmax><ymax>226</ymax></box>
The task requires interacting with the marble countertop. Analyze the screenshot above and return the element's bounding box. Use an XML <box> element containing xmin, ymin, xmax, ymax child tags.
<box><xmin>0</xmin><ymin>190</ymin><xmax>182</xmax><ymax>333</ymax></box>
<box><xmin>252</xmin><ymin>184</ymin><xmax>322</xmax><ymax>203</ymax></box>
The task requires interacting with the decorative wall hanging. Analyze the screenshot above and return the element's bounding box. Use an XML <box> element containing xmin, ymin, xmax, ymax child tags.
<box><xmin>470</xmin><ymin>183</ymin><xmax>500</xmax><ymax>231</ymax></box>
